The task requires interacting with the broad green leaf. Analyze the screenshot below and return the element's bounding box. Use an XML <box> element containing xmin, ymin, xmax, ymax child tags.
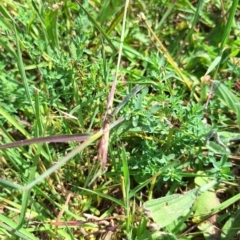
<box><xmin>193</xmin><ymin>172</ymin><xmax>220</xmax><ymax>239</ymax></box>
<box><xmin>193</xmin><ymin>172</ymin><xmax>219</xmax><ymax>222</ymax></box>
<box><xmin>143</xmin><ymin>189</ymin><xmax>198</xmax><ymax>228</ymax></box>
<box><xmin>144</xmin><ymin>181</ymin><xmax>217</xmax><ymax>229</ymax></box>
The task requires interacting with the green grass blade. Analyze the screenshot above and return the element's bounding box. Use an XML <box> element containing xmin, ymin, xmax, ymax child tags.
<box><xmin>0</xmin><ymin>106</ymin><xmax>30</xmax><ymax>138</ymax></box>
<box><xmin>19</xmin><ymin>146</ymin><xmax>44</xmax><ymax>226</ymax></box>
<box><xmin>205</xmin><ymin>56</ymin><xmax>221</xmax><ymax>75</ymax></box>
<box><xmin>213</xmin><ymin>80</ymin><xmax>240</xmax><ymax>127</ymax></box>
<box><xmin>97</xmin><ymin>0</ymin><xmax>124</xmax><ymax>25</ymax></box>
<box><xmin>24</xmin><ymin>117</ymin><xmax>124</xmax><ymax>190</ymax></box>
<box><xmin>76</xmin><ymin>0</ymin><xmax>117</xmax><ymax>53</ymax></box>
<box><xmin>13</xmin><ymin>24</ymin><xmax>34</xmax><ymax>113</ymax></box>
<box><xmin>18</xmin><ymin>87</ymin><xmax>47</xmax><ymax>225</ymax></box>
<box><xmin>77</xmin><ymin>187</ymin><xmax>125</xmax><ymax>207</ymax></box>
<box><xmin>220</xmin><ymin>0</ymin><xmax>239</xmax><ymax>51</ymax></box>
<box><xmin>213</xmin><ymin>0</ymin><xmax>239</xmax><ymax>78</ymax></box>
<box><xmin>158</xmin><ymin>0</ymin><xmax>177</xmax><ymax>29</ymax></box>
<box><xmin>44</xmin><ymin>7</ymin><xmax>59</xmax><ymax>49</ymax></box>
<box><xmin>129</xmin><ymin>161</ymin><xmax>179</xmax><ymax>198</ymax></box>
<box><xmin>0</xmin><ymin>214</ymin><xmax>38</xmax><ymax>240</ymax></box>
<box><xmin>121</xmin><ymin>145</ymin><xmax>130</xmax><ymax>201</ymax></box>
<box><xmin>120</xmin><ymin>145</ymin><xmax>131</xmax><ymax>232</ymax></box>
<box><xmin>221</xmin><ymin>209</ymin><xmax>240</xmax><ymax>240</ymax></box>
<box><xmin>0</xmin><ymin>178</ymin><xmax>23</xmax><ymax>190</ymax></box>
<box><xmin>205</xmin><ymin>192</ymin><xmax>240</xmax><ymax>216</ymax></box>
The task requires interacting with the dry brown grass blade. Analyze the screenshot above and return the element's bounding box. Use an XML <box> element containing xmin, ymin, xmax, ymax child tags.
<box><xmin>98</xmin><ymin>0</ymin><xmax>130</xmax><ymax>169</ymax></box>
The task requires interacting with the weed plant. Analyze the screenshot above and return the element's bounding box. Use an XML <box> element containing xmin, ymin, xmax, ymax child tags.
<box><xmin>0</xmin><ymin>0</ymin><xmax>239</xmax><ymax>239</ymax></box>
